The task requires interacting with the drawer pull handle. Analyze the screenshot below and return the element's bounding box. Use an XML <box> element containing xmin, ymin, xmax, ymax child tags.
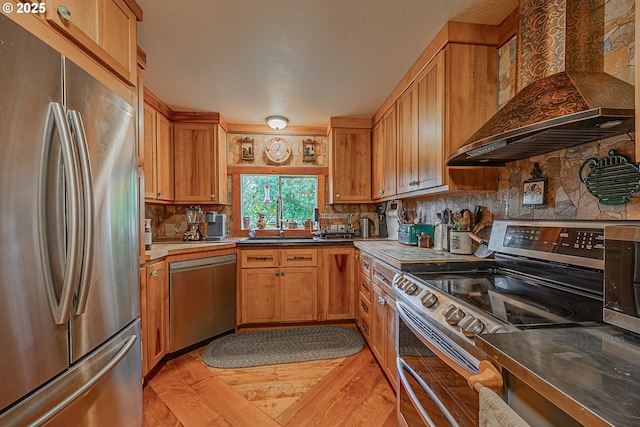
<box><xmin>292</xmin><ymin>256</ymin><xmax>310</xmax><ymax>260</ymax></box>
<box><xmin>253</xmin><ymin>257</ymin><xmax>271</xmax><ymax>261</ymax></box>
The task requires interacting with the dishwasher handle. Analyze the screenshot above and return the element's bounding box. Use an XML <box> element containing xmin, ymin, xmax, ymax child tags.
<box><xmin>169</xmin><ymin>254</ymin><xmax>237</xmax><ymax>273</ymax></box>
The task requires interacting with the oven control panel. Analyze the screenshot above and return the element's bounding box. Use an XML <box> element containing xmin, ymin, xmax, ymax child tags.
<box><xmin>502</xmin><ymin>225</ymin><xmax>604</xmax><ymax>259</ymax></box>
<box><xmin>393</xmin><ymin>273</ymin><xmax>519</xmax><ymax>341</ymax></box>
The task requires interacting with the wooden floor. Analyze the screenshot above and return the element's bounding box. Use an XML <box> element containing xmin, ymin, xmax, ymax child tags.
<box><xmin>143</xmin><ymin>343</ymin><xmax>398</xmax><ymax>427</ymax></box>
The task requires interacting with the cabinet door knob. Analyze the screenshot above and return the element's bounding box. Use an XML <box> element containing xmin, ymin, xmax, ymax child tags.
<box><xmin>210</xmin><ymin>193</ymin><xmax>215</xmax><ymax>199</ymax></box>
<box><xmin>378</xmin><ymin>189</ymin><xmax>384</xmax><ymax>195</ymax></box>
<box><xmin>158</xmin><ymin>191</ymin><xmax>164</xmax><ymax>196</ymax></box>
<box><xmin>275</xmin><ymin>271</ymin><xmax>280</xmax><ymax>276</ymax></box>
<box><xmin>335</xmin><ymin>193</ymin><xmax>341</xmax><ymax>199</ymax></box>
<box><xmin>280</xmin><ymin>271</ymin><xmax>285</xmax><ymax>276</ymax></box>
<box><xmin>378</xmin><ymin>296</ymin><xmax>386</xmax><ymax>305</ymax></box>
<box><xmin>57</xmin><ymin>5</ymin><xmax>71</xmax><ymax>20</ymax></box>
<box><xmin>151</xmin><ymin>270</ymin><xmax>158</xmax><ymax>277</ymax></box>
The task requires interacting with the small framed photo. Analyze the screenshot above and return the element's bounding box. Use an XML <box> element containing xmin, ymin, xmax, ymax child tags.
<box><xmin>523</xmin><ymin>162</ymin><xmax>547</xmax><ymax>208</ymax></box>
<box><xmin>240</xmin><ymin>137</ymin><xmax>254</xmax><ymax>161</ymax></box>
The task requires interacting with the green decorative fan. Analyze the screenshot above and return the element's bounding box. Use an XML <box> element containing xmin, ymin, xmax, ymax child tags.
<box><xmin>579</xmin><ymin>150</ymin><xmax>640</xmax><ymax>205</ymax></box>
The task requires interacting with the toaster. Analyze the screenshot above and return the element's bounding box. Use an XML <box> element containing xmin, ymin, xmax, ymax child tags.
<box><xmin>398</xmin><ymin>224</ymin><xmax>434</xmax><ymax>245</ymax></box>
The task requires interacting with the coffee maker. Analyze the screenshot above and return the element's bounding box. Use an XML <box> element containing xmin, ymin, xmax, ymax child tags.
<box><xmin>375</xmin><ymin>203</ymin><xmax>388</xmax><ymax>238</ymax></box>
<box><xmin>183</xmin><ymin>205</ymin><xmax>204</xmax><ymax>241</ymax></box>
<box><xmin>205</xmin><ymin>211</ymin><xmax>227</xmax><ymax>241</ymax></box>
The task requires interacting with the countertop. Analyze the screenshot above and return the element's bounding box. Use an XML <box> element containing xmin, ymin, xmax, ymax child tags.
<box><xmin>145</xmin><ymin>237</ymin><xmax>493</xmax><ymax>269</ymax></box>
<box><xmin>476</xmin><ymin>325</ymin><xmax>640</xmax><ymax>427</ymax></box>
<box><xmin>145</xmin><ymin>239</ymin><xmax>239</xmax><ymax>261</ymax></box>
<box><xmin>354</xmin><ymin>240</ymin><xmax>494</xmax><ymax>271</ymax></box>
<box><xmin>145</xmin><ymin>236</ymin><xmax>386</xmax><ymax>261</ymax></box>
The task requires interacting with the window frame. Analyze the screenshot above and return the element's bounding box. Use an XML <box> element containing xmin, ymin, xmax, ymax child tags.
<box><xmin>229</xmin><ymin>166</ymin><xmax>328</xmax><ymax>237</ymax></box>
<box><xmin>239</xmin><ymin>174</ymin><xmax>319</xmax><ymax>230</ymax></box>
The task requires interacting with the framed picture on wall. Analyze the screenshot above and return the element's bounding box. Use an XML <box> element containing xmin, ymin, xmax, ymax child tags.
<box><xmin>523</xmin><ymin>163</ymin><xmax>546</xmax><ymax>208</ymax></box>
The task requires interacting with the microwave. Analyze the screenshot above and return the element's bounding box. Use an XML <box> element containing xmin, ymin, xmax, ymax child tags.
<box><xmin>604</xmin><ymin>225</ymin><xmax>640</xmax><ymax>334</ymax></box>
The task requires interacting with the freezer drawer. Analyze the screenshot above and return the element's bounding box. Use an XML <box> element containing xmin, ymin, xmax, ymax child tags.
<box><xmin>0</xmin><ymin>320</ymin><xmax>142</xmax><ymax>427</ymax></box>
<box><xmin>169</xmin><ymin>254</ymin><xmax>237</xmax><ymax>353</ymax></box>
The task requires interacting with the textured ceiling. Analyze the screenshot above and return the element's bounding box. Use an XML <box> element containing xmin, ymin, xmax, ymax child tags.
<box><xmin>137</xmin><ymin>0</ymin><xmax>518</xmax><ymax>127</ymax></box>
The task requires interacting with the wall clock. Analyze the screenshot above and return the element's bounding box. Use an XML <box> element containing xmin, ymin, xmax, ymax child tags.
<box><xmin>265</xmin><ymin>138</ymin><xmax>291</xmax><ymax>164</ymax></box>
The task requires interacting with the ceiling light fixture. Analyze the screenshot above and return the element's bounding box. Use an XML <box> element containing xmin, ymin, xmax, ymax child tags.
<box><xmin>266</xmin><ymin>116</ymin><xmax>288</xmax><ymax>130</ymax></box>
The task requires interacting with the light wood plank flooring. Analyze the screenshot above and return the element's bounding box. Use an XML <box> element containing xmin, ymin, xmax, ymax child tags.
<box><xmin>143</xmin><ymin>344</ymin><xmax>397</xmax><ymax>427</ymax></box>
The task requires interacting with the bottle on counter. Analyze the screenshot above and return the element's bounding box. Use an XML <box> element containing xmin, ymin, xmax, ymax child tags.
<box><xmin>144</xmin><ymin>219</ymin><xmax>152</xmax><ymax>250</ymax></box>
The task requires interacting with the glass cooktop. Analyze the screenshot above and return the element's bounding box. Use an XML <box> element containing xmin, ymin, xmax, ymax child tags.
<box><xmin>411</xmin><ymin>272</ymin><xmax>603</xmax><ymax>328</ymax></box>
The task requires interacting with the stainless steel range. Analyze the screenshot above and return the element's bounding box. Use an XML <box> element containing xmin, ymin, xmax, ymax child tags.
<box><xmin>394</xmin><ymin>219</ymin><xmax>633</xmax><ymax>427</ymax></box>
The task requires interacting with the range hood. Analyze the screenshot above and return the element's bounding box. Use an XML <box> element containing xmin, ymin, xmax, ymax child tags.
<box><xmin>447</xmin><ymin>0</ymin><xmax>635</xmax><ymax>167</ymax></box>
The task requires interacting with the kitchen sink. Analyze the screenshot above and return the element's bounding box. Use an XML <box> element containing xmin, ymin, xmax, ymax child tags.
<box><xmin>246</xmin><ymin>235</ymin><xmax>316</xmax><ymax>240</ymax></box>
<box><xmin>236</xmin><ymin>235</ymin><xmax>357</xmax><ymax>246</ymax></box>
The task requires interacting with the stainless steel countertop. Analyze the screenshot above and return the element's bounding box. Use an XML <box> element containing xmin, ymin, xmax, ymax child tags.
<box><xmin>476</xmin><ymin>325</ymin><xmax>640</xmax><ymax>427</ymax></box>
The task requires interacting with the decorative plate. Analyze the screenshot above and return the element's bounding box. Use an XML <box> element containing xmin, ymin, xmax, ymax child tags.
<box><xmin>265</xmin><ymin>137</ymin><xmax>291</xmax><ymax>164</ymax></box>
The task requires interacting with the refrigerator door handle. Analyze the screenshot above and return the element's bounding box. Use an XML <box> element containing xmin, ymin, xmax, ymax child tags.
<box><xmin>39</xmin><ymin>102</ymin><xmax>82</xmax><ymax>325</ymax></box>
<box><xmin>26</xmin><ymin>334</ymin><xmax>138</xmax><ymax>427</ymax></box>
<box><xmin>67</xmin><ymin>110</ymin><xmax>94</xmax><ymax>316</ymax></box>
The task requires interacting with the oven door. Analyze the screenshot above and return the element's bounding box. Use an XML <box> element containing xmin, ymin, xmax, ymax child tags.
<box><xmin>397</xmin><ymin>301</ymin><xmax>479</xmax><ymax>427</ymax></box>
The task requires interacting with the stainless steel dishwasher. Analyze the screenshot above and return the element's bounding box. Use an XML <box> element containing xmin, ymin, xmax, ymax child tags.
<box><xmin>168</xmin><ymin>254</ymin><xmax>236</xmax><ymax>353</ymax></box>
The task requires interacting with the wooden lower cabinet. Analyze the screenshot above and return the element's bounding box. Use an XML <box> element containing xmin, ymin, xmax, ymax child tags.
<box><xmin>384</xmin><ymin>296</ymin><xmax>397</xmax><ymax>387</ymax></box>
<box><xmin>372</xmin><ymin>283</ymin><xmax>397</xmax><ymax>391</ymax></box>
<box><xmin>239</xmin><ymin>249</ymin><xmax>319</xmax><ymax>324</ymax></box>
<box><xmin>238</xmin><ymin>246</ymin><xmax>356</xmax><ymax>326</ymax></box>
<box><xmin>357</xmin><ymin>272</ymin><xmax>372</xmax><ymax>341</ymax></box>
<box><xmin>357</xmin><ymin>254</ymin><xmax>399</xmax><ymax>391</ymax></box>
<box><xmin>139</xmin><ymin>267</ymin><xmax>147</xmax><ymax>376</ymax></box>
<box><xmin>281</xmin><ymin>268</ymin><xmax>319</xmax><ymax>322</ymax></box>
<box><xmin>142</xmin><ymin>259</ymin><xmax>168</xmax><ymax>376</ymax></box>
<box><xmin>241</xmin><ymin>268</ymin><xmax>279</xmax><ymax>323</ymax></box>
<box><xmin>371</xmin><ymin>283</ymin><xmax>387</xmax><ymax>363</ymax></box>
<box><xmin>320</xmin><ymin>247</ymin><xmax>356</xmax><ymax>320</ymax></box>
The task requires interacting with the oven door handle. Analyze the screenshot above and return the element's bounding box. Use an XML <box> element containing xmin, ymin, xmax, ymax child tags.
<box><xmin>397</xmin><ymin>357</ymin><xmax>460</xmax><ymax>427</ymax></box>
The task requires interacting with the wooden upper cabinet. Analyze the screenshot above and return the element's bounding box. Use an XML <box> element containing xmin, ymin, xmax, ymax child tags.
<box><xmin>174</xmin><ymin>124</ymin><xmax>214</xmax><ymax>203</ymax></box>
<box><xmin>173</xmin><ymin>122</ymin><xmax>228</xmax><ymax>204</ymax></box>
<box><xmin>392</xmin><ymin>42</ymin><xmax>497</xmax><ymax>197</ymax></box>
<box><xmin>372</xmin><ymin>105</ymin><xmax>397</xmax><ymax>200</ymax></box>
<box><xmin>415</xmin><ymin>51</ymin><xmax>444</xmax><ymax>190</ymax></box>
<box><xmin>396</xmin><ymin>85</ymin><xmax>419</xmax><ymax>194</ymax></box>
<box><xmin>45</xmin><ymin>0</ymin><xmax>140</xmax><ymax>85</ymax></box>
<box><xmin>101</xmin><ymin>0</ymin><xmax>137</xmax><ymax>80</ymax></box>
<box><xmin>396</xmin><ymin>51</ymin><xmax>445</xmax><ymax>193</ymax></box>
<box><xmin>143</xmin><ymin>103</ymin><xmax>157</xmax><ymax>199</ymax></box>
<box><xmin>328</xmin><ymin>121</ymin><xmax>372</xmax><ymax>204</ymax></box>
<box><xmin>444</xmin><ymin>43</ymin><xmax>498</xmax><ymax>156</ymax></box>
<box><xmin>155</xmin><ymin>113</ymin><xmax>174</xmax><ymax>201</ymax></box>
<box><xmin>143</xmin><ymin>101</ymin><xmax>174</xmax><ymax>202</ymax></box>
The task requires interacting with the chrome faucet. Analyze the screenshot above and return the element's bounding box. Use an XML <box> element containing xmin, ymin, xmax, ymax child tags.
<box><xmin>276</xmin><ymin>196</ymin><xmax>284</xmax><ymax>236</ymax></box>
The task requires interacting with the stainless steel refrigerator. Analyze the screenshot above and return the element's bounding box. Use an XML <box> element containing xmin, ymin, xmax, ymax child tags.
<box><xmin>0</xmin><ymin>14</ymin><xmax>142</xmax><ymax>426</ymax></box>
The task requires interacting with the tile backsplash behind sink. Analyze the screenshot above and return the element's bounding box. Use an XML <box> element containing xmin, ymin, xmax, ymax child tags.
<box><xmin>145</xmin><ymin>201</ymin><xmax>377</xmax><ymax>239</ymax></box>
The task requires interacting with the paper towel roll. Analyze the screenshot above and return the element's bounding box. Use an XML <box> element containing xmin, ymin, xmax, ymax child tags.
<box><xmin>386</xmin><ymin>200</ymin><xmax>402</xmax><ymax>240</ymax></box>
